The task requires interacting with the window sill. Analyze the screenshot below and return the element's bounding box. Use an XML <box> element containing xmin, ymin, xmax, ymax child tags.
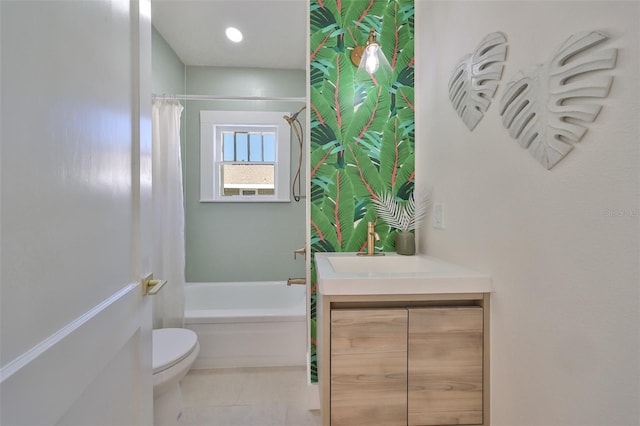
<box><xmin>199</xmin><ymin>197</ymin><xmax>291</xmax><ymax>203</ymax></box>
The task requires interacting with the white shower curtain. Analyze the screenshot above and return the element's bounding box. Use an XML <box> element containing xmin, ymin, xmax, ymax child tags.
<box><xmin>151</xmin><ymin>99</ymin><xmax>185</xmax><ymax>328</ymax></box>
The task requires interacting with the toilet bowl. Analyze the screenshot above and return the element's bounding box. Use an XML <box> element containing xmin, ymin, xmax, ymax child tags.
<box><xmin>152</xmin><ymin>328</ymin><xmax>200</xmax><ymax>426</ymax></box>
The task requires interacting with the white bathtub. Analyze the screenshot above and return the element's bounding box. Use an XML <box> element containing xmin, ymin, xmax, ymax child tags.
<box><xmin>184</xmin><ymin>281</ymin><xmax>307</xmax><ymax>369</ymax></box>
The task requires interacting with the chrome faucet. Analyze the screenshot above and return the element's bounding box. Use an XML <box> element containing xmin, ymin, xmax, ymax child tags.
<box><xmin>359</xmin><ymin>221</ymin><xmax>384</xmax><ymax>256</ymax></box>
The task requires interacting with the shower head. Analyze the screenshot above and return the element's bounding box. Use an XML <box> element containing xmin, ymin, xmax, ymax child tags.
<box><xmin>284</xmin><ymin>105</ymin><xmax>307</xmax><ymax>123</ymax></box>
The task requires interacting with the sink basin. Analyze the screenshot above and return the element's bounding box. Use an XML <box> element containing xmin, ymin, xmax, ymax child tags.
<box><xmin>329</xmin><ymin>255</ymin><xmax>437</xmax><ymax>274</ymax></box>
<box><xmin>315</xmin><ymin>252</ymin><xmax>492</xmax><ymax>296</ymax></box>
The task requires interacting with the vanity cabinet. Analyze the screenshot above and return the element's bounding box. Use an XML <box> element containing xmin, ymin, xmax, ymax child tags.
<box><xmin>331</xmin><ymin>309</ymin><xmax>408</xmax><ymax>425</ymax></box>
<box><xmin>319</xmin><ymin>294</ymin><xmax>489</xmax><ymax>426</ymax></box>
<box><xmin>408</xmin><ymin>307</ymin><xmax>483</xmax><ymax>425</ymax></box>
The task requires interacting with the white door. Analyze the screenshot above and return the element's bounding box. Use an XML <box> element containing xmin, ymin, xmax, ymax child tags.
<box><xmin>0</xmin><ymin>1</ymin><xmax>154</xmax><ymax>424</ymax></box>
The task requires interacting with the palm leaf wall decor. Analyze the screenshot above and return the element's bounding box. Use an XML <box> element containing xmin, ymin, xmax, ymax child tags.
<box><xmin>499</xmin><ymin>31</ymin><xmax>617</xmax><ymax>169</ymax></box>
<box><xmin>448</xmin><ymin>31</ymin><xmax>508</xmax><ymax>131</ymax></box>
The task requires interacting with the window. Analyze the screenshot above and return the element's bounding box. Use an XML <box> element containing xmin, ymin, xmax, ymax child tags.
<box><xmin>220</xmin><ymin>129</ymin><xmax>275</xmax><ymax>196</ymax></box>
<box><xmin>200</xmin><ymin>111</ymin><xmax>291</xmax><ymax>202</ymax></box>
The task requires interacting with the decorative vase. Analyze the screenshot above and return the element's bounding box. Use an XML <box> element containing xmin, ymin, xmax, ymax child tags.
<box><xmin>395</xmin><ymin>230</ymin><xmax>415</xmax><ymax>255</ymax></box>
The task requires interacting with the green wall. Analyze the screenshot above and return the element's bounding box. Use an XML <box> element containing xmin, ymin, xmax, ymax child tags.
<box><xmin>152</xmin><ymin>26</ymin><xmax>185</xmax><ymax>96</ymax></box>
<box><xmin>308</xmin><ymin>0</ymin><xmax>415</xmax><ymax>382</ymax></box>
<box><xmin>184</xmin><ymin>66</ymin><xmax>307</xmax><ymax>283</ymax></box>
<box><xmin>152</xmin><ymin>28</ymin><xmax>307</xmax><ymax>284</ymax></box>
<box><xmin>152</xmin><ymin>26</ymin><xmax>187</xmax><ymax>161</ymax></box>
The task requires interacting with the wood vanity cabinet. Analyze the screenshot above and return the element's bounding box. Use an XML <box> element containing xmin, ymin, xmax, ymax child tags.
<box><xmin>319</xmin><ymin>294</ymin><xmax>489</xmax><ymax>426</ymax></box>
<box><xmin>331</xmin><ymin>309</ymin><xmax>409</xmax><ymax>426</ymax></box>
<box><xmin>408</xmin><ymin>307</ymin><xmax>484</xmax><ymax>425</ymax></box>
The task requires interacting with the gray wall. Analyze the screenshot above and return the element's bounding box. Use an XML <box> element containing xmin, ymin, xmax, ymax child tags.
<box><xmin>184</xmin><ymin>67</ymin><xmax>307</xmax><ymax>282</ymax></box>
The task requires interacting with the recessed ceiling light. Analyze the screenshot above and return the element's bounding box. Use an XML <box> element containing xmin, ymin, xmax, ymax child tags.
<box><xmin>225</xmin><ymin>27</ymin><xmax>243</xmax><ymax>43</ymax></box>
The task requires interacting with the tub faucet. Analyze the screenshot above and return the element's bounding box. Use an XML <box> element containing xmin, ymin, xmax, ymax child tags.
<box><xmin>287</xmin><ymin>278</ymin><xmax>306</xmax><ymax>286</ymax></box>
<box><xmin>360</xmin><ymin>221</ymin><xmax>384</xmax><ymax>256</ymax></box>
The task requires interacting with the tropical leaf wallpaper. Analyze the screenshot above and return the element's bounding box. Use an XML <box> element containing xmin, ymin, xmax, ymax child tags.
<box><xmin>309</xmin><ymin>0</ymin><xmax>415</xmax><ymax>382</ymax></box>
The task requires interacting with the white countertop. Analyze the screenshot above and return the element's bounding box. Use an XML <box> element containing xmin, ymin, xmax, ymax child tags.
<box><xmin>315</xmin><ymin>252</ymin><xmax>492</xmax><ymax>296</ymax></box>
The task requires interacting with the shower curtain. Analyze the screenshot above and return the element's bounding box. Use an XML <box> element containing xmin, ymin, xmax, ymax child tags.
<box><xmin>151</xmin><ymin>99</ymin><xmax>185</xmax><ymax>328</ymax></box>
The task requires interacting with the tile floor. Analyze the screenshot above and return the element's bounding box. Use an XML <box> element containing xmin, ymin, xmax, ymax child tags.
<box><xmin>178</xmin><ymin>366</ymin><xmax>321</xmax><ymax>426</ymax></box>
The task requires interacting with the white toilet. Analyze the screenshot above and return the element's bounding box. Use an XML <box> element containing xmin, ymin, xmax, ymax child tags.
<box><xmin>152</xmin><ymin>328</ymin><xmax>200</xmax><ymax>425</ymax></box>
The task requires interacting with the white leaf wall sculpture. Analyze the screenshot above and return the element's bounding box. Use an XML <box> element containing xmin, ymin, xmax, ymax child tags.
<box><xmin>448</xmin><ymin>32</ymin><xmax>508</xmax><ymax>131</ymax></box>
<box><xmin>499</xmin><ymin>31</ymin><xmax>617</xmax><ymax>169</ymax></box>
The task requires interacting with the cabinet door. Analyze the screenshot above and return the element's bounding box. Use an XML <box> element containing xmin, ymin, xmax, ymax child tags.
<box><xmin>331</xmin><ymin>309</ymin><xmax>408</xmax><ymax>426</ymax></box>
<box><xmin>408</xmin><ymin>307</ymin><xmax>483</xmax><ymax>426</ymax></box>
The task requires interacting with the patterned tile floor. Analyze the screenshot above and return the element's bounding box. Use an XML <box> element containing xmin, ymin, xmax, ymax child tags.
<box><xmin>178</xmin><ymin>366</ymin><xmax>321</xmax><ymax>426</ymax></box>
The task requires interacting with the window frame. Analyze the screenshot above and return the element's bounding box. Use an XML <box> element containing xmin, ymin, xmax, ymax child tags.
<box><xmin>200</xmin><ymin>110</ymin><xmax>291</xmax><ymax>203</ymax></box>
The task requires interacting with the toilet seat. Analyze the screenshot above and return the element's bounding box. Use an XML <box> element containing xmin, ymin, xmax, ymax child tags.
<box><xmin>152</xmin><ymin>328</ymin><xmax>199</xmax><ymax>374</ymax></box>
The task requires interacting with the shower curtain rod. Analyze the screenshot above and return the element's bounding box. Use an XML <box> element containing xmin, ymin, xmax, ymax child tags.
<box><xmin>152</xmin><ymin>93</ymin><xmax>307</xmax><ymax>103</ymax></box>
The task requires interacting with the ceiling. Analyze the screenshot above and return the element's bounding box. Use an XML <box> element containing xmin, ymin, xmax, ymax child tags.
<box><xmin>151</xmin><ymin>0</ymin><xmax>308</xmax><ymax>70</ymax></box>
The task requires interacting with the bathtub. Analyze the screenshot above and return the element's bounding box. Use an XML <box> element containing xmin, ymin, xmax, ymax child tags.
<box><xmin>184</xmin><ymin>281</ymin><xmax>307</xmax><ymax>369</ymax></box>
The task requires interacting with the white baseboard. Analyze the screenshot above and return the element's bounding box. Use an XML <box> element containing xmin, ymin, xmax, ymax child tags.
<box><xmin>307</xmin><ymin>382</ymin><xmax>320</xmax><ymax>410</ymax></box>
